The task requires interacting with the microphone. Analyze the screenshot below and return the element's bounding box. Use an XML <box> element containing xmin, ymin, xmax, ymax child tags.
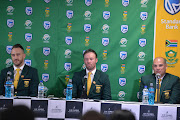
<box><xmin>7</xmin><ymin>71</ymin><xmax>12</xmax><ymax>81</ymax></box>
<box><xmin>83</xmin><ymin>75</ymin><xmax>88</xmax><ymax>89</ymax></box>
<box><xmin>81</xmin><ymin>75</ymin><xmax>88</xmax><ymax>99</ymax></box>
<box><xmin>155</xmin><ymin>73</ymin><xmax>161</xmax><ymax>79</ymax></box>
<box><xmin>7</xmin><ymin>71</ymin><xmax>12</xmax><ymax>76</ymax></box>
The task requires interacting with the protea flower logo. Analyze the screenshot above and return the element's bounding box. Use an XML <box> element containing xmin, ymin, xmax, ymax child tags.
<box><xmin>164</xmin><ymin>0</ymin><xmax>180</xmax><ymax>15</ymax></box>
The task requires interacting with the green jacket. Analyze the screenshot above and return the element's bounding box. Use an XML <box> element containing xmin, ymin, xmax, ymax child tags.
<box><xmin>0</xmin><ymin>65</ymin><xmax>39</xmax><ymax>97</ymax></box>
<box><xmin>139</xmin><ymin>73</ymin><xmax>180</xmax><ymax>104</ymax></box>
<box><xmin>72</xmin><ymin>69</ymin><xmax>111</xmax><ymax>100</ymax></box>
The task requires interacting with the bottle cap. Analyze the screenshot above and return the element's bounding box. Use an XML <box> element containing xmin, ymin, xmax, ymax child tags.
<box><xmin>40</xmin><ymin>80</ymin><xmax>43</xmax><ymax>83</ymax></box>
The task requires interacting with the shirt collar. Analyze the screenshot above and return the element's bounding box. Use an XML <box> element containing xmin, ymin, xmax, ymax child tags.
<box><xmin>86</xmin><ymin>68</ymin><xmax>96</xmax><ymax>75</ymax></box>
<box><xmin>13</xmin><ymin>64</ymin><xmax>25</xmax><ymax>71</ymax></box>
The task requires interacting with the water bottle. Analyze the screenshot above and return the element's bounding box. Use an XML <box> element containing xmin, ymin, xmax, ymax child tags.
<box><xmin>148</xmin><ymin>83</ymin><xmax>155</xmax><ymax>105</ymax></box>
<box><xmin>66</xmin><ymin>79</ymin><xmax>73</xmax><ymax>100</ymax></box>
<box><xmin>5</xmin><ymin>81</ymin><xmax>11</xmax><ymax>98</ymax></box>
<box><xmin>38</xmin><ymin>80</ymin><xmax>44</xmax><ymax>98</ymax></box>
<box><xmin>142</xmin><ymin>85</ymin><xmax>149</xmax><ymax>104</ymax></box>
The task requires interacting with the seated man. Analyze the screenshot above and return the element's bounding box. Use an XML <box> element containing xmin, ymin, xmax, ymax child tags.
<box><xmin>72</xmin><ymin>49</ymin><xmax>111</xmax><ymax>100</ymax></box>
<box><xmin>138</xmin><ymin>57</ymin><xmax>180</xmax><ymax>104</ymax></box>
<box><xmin>0</xmin><ymin>44</ymin><xmax>39</xmax><ymax>97</ymax></box>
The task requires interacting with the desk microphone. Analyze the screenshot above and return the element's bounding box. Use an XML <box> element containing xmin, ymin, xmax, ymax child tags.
<box><xmin>155</xmin><ymin>73</ymin><xmax>161</xmax><ymax>79</ymax></box>
<box><xmin>81</xmin><ymin>75</ymin><xmax>88</xmax><ymax>99</ymax></box>
<box><xmin>7</xmin><ymin>71</ymin><xmax>12</xmax><ymax>81</ymax></box>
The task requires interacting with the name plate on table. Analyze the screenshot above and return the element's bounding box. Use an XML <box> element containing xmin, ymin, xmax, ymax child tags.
<box><xmin>101</xmin><ymin>103</ymin><xmax>121</xmax><ymax>119</ymax></box>
<box><xmin>65</xmin><ymin>101</ymin><xmax>83</xmax><ymax>119</ymax></box>
<box><xmin>140</xmin><ymin>105</ymin><xmax>158</xmax><ymax>120</ymax></box>
<box><xmin>83</xmin><ymin>101</ymin><xmax>101</xmax><ymax>114</ymax></box>
<box><xmin>158</xmin><ymin>105</ymin><xmax>177</xmax><ymax>120</ymax></box>
<box><xmin>48</xmin><ymin>100</ymin><xmax>66</xmax><ymax>119</ymax></box>
<box><xmin>31</xmin><ymin>100</ymin><xmax>48</xmax><ymax>118</ymax></box>
<box><xmin>0</xmin><ymin>99</ymin><xmax>13</xmax><ymax>112</ymax></box>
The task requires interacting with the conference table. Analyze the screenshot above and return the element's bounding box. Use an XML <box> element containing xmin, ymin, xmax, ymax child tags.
<box><xmin>0</xmin><ymin>96</ymin><xmax>180</xmax><ymax>120</ymax></box>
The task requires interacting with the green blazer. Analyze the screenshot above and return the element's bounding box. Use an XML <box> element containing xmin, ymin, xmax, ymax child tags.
<box><xmin>0</xmin><ymin>65</ymin><xmax>39</xmax><ymax>97</ymax></box>
<box><xmin>139</xmin><ymin>73</ymin><xmax>180</xmax><ymax>104</ymax></box>
<box><xmin>72</xmin><ymin>69</ymin><xmax>111</xmax><ymax>100</ymax></box>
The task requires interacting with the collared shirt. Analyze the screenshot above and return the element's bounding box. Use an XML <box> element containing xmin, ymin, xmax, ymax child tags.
<box><xmin>13</xmin><ymin>64</ymin><xmax>25</xmax><ymax>78</ymax></box>
<box><xmin>160</xmin><ymin>74</ymin><xmax>165</xmax><ymax>84</ymax></box>
<box><xmin>86</xmin><ymin>68</ymin><xmax>96</xmax><ymax>83</ymax></box>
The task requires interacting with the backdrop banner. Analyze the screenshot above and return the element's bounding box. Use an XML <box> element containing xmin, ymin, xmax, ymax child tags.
<box><xmin>2</xmin><ymin>0</ymin><xmax>179</xmax><ymax>101</ymax></box>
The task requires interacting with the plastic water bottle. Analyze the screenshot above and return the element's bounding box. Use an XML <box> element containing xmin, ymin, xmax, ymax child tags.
<box><xmin>66</xmin><ymin>79</ymin><xmax>73</xmax><ymax>100</ymax></box>
<box><xmin>38</xmin><ymin>80</ymin><xmax>44</xmax><ymax>98</ymax></box>
<box><xmin>148</xmin><ymin>83</ymin><xmax>155</xmax><ymax>105</ymax></box>
<box><xmin>5</xmin><ymin>81</ymin><xmax>11</xmax><ymax>98</ymax></box>
<box><xmin>142</xmin><ymin>85</ymin><xmax>149</xmax><ymax>104</ymax></box>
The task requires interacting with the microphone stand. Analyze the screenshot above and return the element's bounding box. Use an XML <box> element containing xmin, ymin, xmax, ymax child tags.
<box><xmin>80</xmin><ymin>77</ymin><xmax>88</xmax><ymax>99</ymax></box>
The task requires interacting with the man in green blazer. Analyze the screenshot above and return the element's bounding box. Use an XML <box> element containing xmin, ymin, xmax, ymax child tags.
<box><xmin>139</xmin><ymin>57</ymin><xmax>180</xmax><ymax>104</ymax></box>
<box><xmin>0</xmin><ymin>44</ymin><xmax>39</xmax><ymax>97</ymax></box>
<box><xmin>72</xmin><ymin>49</ymin><xmax>111</xmax><ymax>100</ymax></box>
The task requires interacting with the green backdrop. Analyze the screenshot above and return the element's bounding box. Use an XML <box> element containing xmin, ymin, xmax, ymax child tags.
<box><xmin>0</xmin><ymin>0</ymin><xmax>155</xmax><ymax>101</ymax></box>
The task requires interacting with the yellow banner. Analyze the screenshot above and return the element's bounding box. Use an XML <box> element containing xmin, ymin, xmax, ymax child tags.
<box><xmin>155</xmin><ymin>0</ymin><xmax>180</xmax><ymax>77</ymax></box>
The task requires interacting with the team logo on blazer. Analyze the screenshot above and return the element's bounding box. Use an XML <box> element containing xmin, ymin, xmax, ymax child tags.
<box><xmin>44</xmin><ymin>0</ymin><xmax>51</xmax><ymax>3</ymax></box>
<box><xmin>122</xmin><ymin>0</ymin><xmax>129</xmax><ymax>7</ymax></box>
<box><xmin>120</xmin><ymin>51</ymin><xmax>127</xmax><ymax>60</ymax></box>
<box><xmin>163</xmin><ymin>90</ymin><xmax>170</xmax><ymax>99</ymax></box>
<box><xmin>164</xmin><ymin>0</ymin><xmax>180</xmax><ymax>15</ymax></box>
<box><xmin>43</xmin><ymin>47</ymin><xmax>50</xmax><ymax>56</ymax></box>
<box><xmin>84</xmin><ymin>24</ymin><xmax>91</xmax><ymax>32</ymax></box>
<box><xmin>7</xmin><ymin>19</ymin><xmax>14</xmax><ymax>28</ymax></box>
<box><xmin>121</xmin><ymin>25</ymin><xmax>128</xmax><ymax>33</ymax></box>
<box><xmin>139</xmin><ymin>38</ymin><xmax>146</xmax><ymax>47</ymax></box>
<box><xmin>25</xmin><ymin>59</ymin><xmax>31</xmax><ymax>66</ymax></box>
<box><xmin>102</xmin><ymin>38</ymin><xmax>109</xmax><ymax>46</ymax></box>
<box><xmin>103</xmin><ymin>11</ymin><xmax>110</xmax><ymax>20</ymax></box>
<box><xmin>25</xmin><ymin>7</ymin><xmax>32</xmax><ymax>15</ymax></box>
<box><xmin>65</xmin><ymin>36</ymin><xmax>72</xmax><ymax>45</ymax></box>
<box><xmin>6</xmin><ymin>46</ymin><xmax>13</xmax><ymax>54</ymax></box>
<box><xmin>44</xmin><ymin>21</ymin><xmax>51</xmax><ymax>29</ymax></box>
<box><xmin>42</xmin><ymin>73</ymin><xmax>49</xmax><ymax>82</ymax></box>
<box><xmin>25</xmin><ymin>33</ymin><xmax>32</xmax><ymax>42</ymax></box>
<box><xmin>96</xmin><ymin>86</ymin><xmax>101</xmax><ymax>93</ymax></box>
<box><xmin>64</xmin><ymin>62</ymin><xmax>71</xmax><ymax>71</ymax></box>
<box><xmin>138</xmin><ymin>65</ymin><xmax>145</xmax><ymax>74</ymax></box>
<box><xmin>85</xmin><ymin>0</ymin><xmax>92</xmax><ymax>6</ymax></box>
<box><xmin>140</xmin><ymin>12</ymin><xmax>148</xmax><ymax>20</ymax></box>
<box><xmin>66</xmin><ymin>10</ymin><xmax>73</xmax><ymax>19</ymax></box>
<box><xmin>24</xmin><ymin>81</ymin><xmax>29</xmax><ymax>87</ymax></box>
<box><xmin>119</xmin><ymin>78</ymin><xmax>126</xmax><ymax>86</ymax></box>
<box><xmin>101</xmin><ymin>64</ymin><xmax>108</xmax><ymax>72</ymax></box>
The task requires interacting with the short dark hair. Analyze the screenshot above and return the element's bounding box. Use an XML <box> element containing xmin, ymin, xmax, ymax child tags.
<box><xmin>80</xmin><ymin>110</ymin><xmax>106</xmax><ymax>120</ymax></box>
<box><xmin>83</xmin><ymin>49</ymin><xmax>97</xmax><ymax>58</ymax></box>
<box><xmin>0</xmin><ymin>105</ymin><xmax>35</xmax><ymax>120</ymax></box>
<box><xmin>110</xmin><ymin>110</ymin><xmax>135</xmax><ymax>120</ymax></box>
<box><xmin>12</xmin><ymin>44</ymin><xmax>24</xmax><ymax>52</ymax></box>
